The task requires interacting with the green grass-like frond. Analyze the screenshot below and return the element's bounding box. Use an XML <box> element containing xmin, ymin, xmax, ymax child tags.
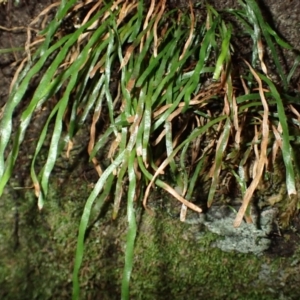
<box><xmin>1</xmin><ymin>0</ymin><xmax>299</xmax><ymax>298</ymax></box>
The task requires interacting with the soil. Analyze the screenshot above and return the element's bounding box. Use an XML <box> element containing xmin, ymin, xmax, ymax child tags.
<box><xmin>1</xmin><ymin>0</ymin><xmax>300</xmax><ymax>298</ymax></box>
<box><xmin>0</xmin><ymin>1</ymin><xmax>54</xmax><ymax>103</ymax></box>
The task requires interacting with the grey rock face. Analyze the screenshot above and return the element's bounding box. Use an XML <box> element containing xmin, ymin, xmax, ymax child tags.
<box><xmin>186</xmin><ymin>206</ymin><xmax>278</xmax><ymax>255</ymax></box>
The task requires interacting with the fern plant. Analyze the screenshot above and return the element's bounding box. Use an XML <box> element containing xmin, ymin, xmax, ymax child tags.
<box><xmin>0</xmin><ymin>0</ymin><xmax>299</xmax><ymax>298</ymax></box>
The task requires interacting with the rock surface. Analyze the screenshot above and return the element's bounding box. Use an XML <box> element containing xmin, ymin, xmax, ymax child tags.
<box><xmin>186</xmin><ymin>206</ymin><xmax>278</xmax><ymax>255</ymax></box>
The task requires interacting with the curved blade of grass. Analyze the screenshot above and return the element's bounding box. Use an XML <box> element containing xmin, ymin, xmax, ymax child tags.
<box><xmin>243</xmin><ymin>0</ymin><xmax>288</xmax><ymax>88</ymax></box>
<box><xmin>113</xmin><ymin>128</ymin><xmax>129</xmax><ymax>219</ymax></box>
<box><xmin>130</xmin><ymin>30</ymin><xmax>154</xmax><ymax>81</ymax></box>
<box><xmin>237</xmin><ymin>93</ymin><xmax>266</xmax><ymax>103</ymax></box>
<box><xmin>87</xmin><ymin>90</ymin><xmax>106</xmax><ymax>175</ymax></box>
<box><xmin>118</xmin><ymin>56</ymin><xmax>133</xmax><ymax>119</ymax></box>
<box><xmin>213</xmin><ymin>22</ymin><xmax>232</xmax><ymax>80</ymax></box>
<box><xmin>127</xmin><ymin>97</ymin><xmax>145</xmax><ymax>154</ymax></box>
<box><xmin>179</xmin><ymin>141</ymin><xmax>190</xmax><ymax>195</ymax></box>
<box><xmin>30</xmin><ymin>100</ymin><xmax>60</xmax><ymax>199</ymax></box>
<box><xmin>232</xmin><ymin>169</ymin><xmax>247</xmax><ymax>195</ymax></box>
<box><xmin>71</xmin><ymin>74</ymin><xmax>106</xmax><ymax>140</ymax></box>
<box><xmin>77</xmin><ymin>75</ymin><xmax>106</xmax><ymax>125</ymax></box>
<box><xmin>90</xmin><ymin>172</ymin><xmax>115</xmax><ymax>223</ymax></box>
<box><xmin>121</xmin><ymin>149</ymin><xmax>137</xmax><ymax>300</ymax></box>
<box><xmin>186</xmin><ymin>155</ymin><xmax>206</xmax><ymax>200</ymax></box>
<box><xmin>127</xmin><ymin>0</ymin><xmax>143</xmax><ymax>43</ymax></box>
<box><xmin>113</xmin><ymin>159</ymin><xmax>128</xmax><ymax>220</ymax></box>
<box><xmin>141</xmin><ymin>95</ymin><xmax>152</xmax><ymax>166</ymax></box>
<box><xmin>0</xmin><ymin>47</ymin><xmax>24</xmax><ymax>53</ymax></box>
<box><xmin>207</xmin><ymin>118</ymin><xmax>231</xmax><ymax>207</ymax></box>
<box><xmin>226</xmin><ymin>9</ymin><xmax>254</xmax><ymax>35</ymax></box>
<box><xmin>72</xmin><ymin>149</ymin><xmax>125</xmax><ymax>300</ymax></box>
<box><xmin>206</xmin><ymin>3</ymin><xmax>219</xmax><ymax>18</ymax></box>
<box><xmin>73</xmin><ymin>38</ymin><xmax>110</xmax><ymax>124</ymax></box>
<box><xmin>239</xmin><ymin>144</ymin><xmax>252</xmax><ymax>172</ymax></box>
<box><xmin>165</xmin><ymin>119</ymin><xmax>177</xmax><ymax>179</ymax></box>
<box><xmin>199</xmin><ymin>16</ymin><xmax>220</xmax><ymax>66</ymax></box>
<box><xmin>234</xmin><ymin>3</ymin><xmax>259</xmax><ymax>68</ymax></box>
<box><xmin>134</xmin><ymin>83</ymin><xmax>149</xmax><ymax>166</ymax></box>
<box><xmin>260</xmin><ymin>73</ymin><xmax>296</xmax><ymax>196</ymax></box>
<box><xmin>264</xmin><ymin>22</ymin><xmax>292</xmax><ymax>50</ymax></box>
<box><xmin>287</xmin><ymin>54</ymin><xmax>300</xmax><ymax>85</ymax></box>
<box><xmin>118</xmin><ymin>15</ymin><xmax>139</xmax><ymax>46</ymax></box>
<box><xmin>90</xmin><ymin>125</ymin><xmax>114</xmax><ymax>160</ymax></box>
<box><xmin>38</xmin><ymin>73</ymin><xmax>78</xmax><ymax>209</ymax></box>
<box><xmin>104</xmin><ymin>26</ymin><xmax>117</xmax><ymax>134</ymax></box>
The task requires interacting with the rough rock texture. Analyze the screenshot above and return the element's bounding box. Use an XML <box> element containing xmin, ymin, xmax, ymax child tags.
<box><xmin>186</xmin><ymin>206</ymin><xmax>278</xmax><ymax>255</ymax></box>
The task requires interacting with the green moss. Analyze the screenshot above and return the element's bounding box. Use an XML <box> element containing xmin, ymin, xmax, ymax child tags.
<box><xmin>131</xmin><ymin>213</ymin><xmax>270</xmax><ymax>299</ymax></box>
<box><xmin>1</xmin><ymin>178</ymin><xmax>300</xmax><ymax>299</ymax></box>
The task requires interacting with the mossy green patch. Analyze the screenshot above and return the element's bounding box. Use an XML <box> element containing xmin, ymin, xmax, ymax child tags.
<box><xmin>1</xmin><ymin>178</ymin><xmax>300</xmax><ymax>299</ymax></box>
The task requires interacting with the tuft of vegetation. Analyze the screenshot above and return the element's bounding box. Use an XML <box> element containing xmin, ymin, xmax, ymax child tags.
<box><xmin>0</xmin><ymin>0</ymin><xmax>300</xmax><ymax>298</ymax></box>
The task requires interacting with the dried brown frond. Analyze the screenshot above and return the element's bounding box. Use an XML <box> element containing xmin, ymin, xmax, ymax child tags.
<box><xmin>234</xmin><ymin>60</ymin><xmax>269</xmax><ymax>227</ymax></box>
